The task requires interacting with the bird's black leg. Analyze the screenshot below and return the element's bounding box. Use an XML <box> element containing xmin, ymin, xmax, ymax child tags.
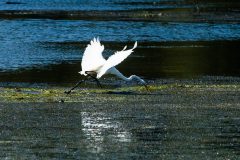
<box><xmin>85</xmin><ymin>71</ymin><xmax>102</xmax><ymax>88</ymax></box>
<box><xmin>65</xmin><ymin>72</ymin><xmax>102</xmax><ymax>94</ymax></box>
<box><xmin>143</xmin><ymin>83</ymin><xmax>150</xmax><ymax>91</ymax></box>
<box><xmin>64</xmin><ymin>77</ymin><xmax>87</xmax><ymax>94</ymax></box>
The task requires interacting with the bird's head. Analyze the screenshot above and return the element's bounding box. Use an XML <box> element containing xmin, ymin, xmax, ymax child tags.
<box><xmin>131</xmin><ymin>75</ymin><xmax>149</xmax><ymax>91</ymax></box>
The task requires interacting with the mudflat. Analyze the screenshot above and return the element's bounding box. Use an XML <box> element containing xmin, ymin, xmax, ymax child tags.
<box><xmin>0</xmin><ymin>77</ymin><xmax>239</xmax><ymax>159</ymax></box>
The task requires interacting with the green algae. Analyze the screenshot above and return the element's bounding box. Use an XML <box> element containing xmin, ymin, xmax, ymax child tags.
<box><xmin>0</xmin><ymin>83</ymin><xmax>239</xmax><ymax>102</ymax></box>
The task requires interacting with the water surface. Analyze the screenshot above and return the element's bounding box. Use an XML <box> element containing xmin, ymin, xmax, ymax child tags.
<box><xmin>0</xmin><ymin>19</ymin><xmax>239</xmax><ymax>83</ymax></box>
<box><xmin>1</xmin><ymin>0</ymin><xmax>238</xmax><ymax>11</ymax></box>
<box><xmin>0</xmin><ymin>0</ymin><xmax>239</xmax><ymax>83</ymax></box>
<box><xmin>0</xmin><ymin>1</ymin><xmax>239</xmax><ymax>159</ymax></box>
<box><xmin>0</xmin><ymin>100</ymin><xmax>239</xmax><ymax>159</ymax></box>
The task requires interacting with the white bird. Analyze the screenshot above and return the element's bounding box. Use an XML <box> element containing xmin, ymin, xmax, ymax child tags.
<box><xmin>65</xmin><ymin>38</ymin><xmax>148</xmax><ymax>94</ymax></box>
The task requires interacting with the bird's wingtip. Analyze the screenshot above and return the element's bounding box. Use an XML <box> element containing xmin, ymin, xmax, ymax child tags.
<box><xmin>122</xmin><ymin>45</ymin><xmax>127</xmax><ymax>51</ymax></box>
<box><xmin>90</xmin><ymin>37</ymin><xmax>101</xmax><ymax>46</ymax></box>
<box><xmin>92</xmin><ymin>37</ymin><xmax>100</xmax><ymax>43</ymax></box>
<box><xmin>133</xmin><ymin>41</ymin><xmax>137</xmax><ymax>49</ymax></box>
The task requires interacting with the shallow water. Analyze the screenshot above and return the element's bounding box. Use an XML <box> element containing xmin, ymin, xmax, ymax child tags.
<box><xmin>0</xmin><ymin>102</ymin><xmax>239</xmax><ymax>159</ymax></box>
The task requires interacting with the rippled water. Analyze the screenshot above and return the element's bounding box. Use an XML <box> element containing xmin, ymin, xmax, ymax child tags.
<box><xmin>0</xmin><ymin>19</ymin><xmax>239</xmax><ymax>82</ymax></box>
<box><xmin>0</xmin><ymin>0</ymin><xmax>239</xmax><ymax>11</ymax></box>
<box><xmin>0</xmin><ymin>1</ymin><xmax>240</xmax><ymax>159</ymax></box>
<box><xmin>0</xmin><ymin>0</ymin><xmax>203</xmax><ymax>11</ymax></box>
<box><xmin>1</xmin><ymin>20</ymin><xmax>240</xmax><ymax>43</ymax></box>
<box><xmin>0</xmin><ymin>101</ymin><xmax>239</xmax><ymax>159</ymax></box>
<box><xmin>0</xmin><ymin>0</ymin><xmax>240</xmax><ymax>82</ymax></box>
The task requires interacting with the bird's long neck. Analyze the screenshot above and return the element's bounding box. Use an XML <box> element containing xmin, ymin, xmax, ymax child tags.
<box><xmin>117</xmin><ymin>72</ymin><xmax>130</xmax><ymax>81</ymax></box>
<box><xmin>110</xmin><ymin>67</ymin><xmax>148</xmax><ymax>90</ymax></box>
<box><xmin>112</xmin><ymin>68</ymin><xmax>145</xmax><ymax>83</ymax></box>
<box><xmin>110</xmin><ymin>68</ymin><xmax>131</xmax><ymax>81</ymax></box>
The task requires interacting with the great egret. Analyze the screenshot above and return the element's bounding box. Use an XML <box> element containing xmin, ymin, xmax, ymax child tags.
<box><xmin>65</xmin><ymin>38</ymin><xmax>148</xmax><ymax>94</ymax></box>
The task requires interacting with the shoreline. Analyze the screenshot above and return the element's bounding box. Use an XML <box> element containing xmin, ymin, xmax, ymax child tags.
<box><xmin>0</xmin><ymin>76</ymin><xmax>239</xmax><ymax>102</ymax></box>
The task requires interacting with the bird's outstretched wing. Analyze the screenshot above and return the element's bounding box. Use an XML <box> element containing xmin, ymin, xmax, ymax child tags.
<box><xmin>97</xmin><ymin>41</ymin><xmax>137</xmax><ymax>78</ymax></box>
<box><xmin>81</xmin><ymin>38</ymin><xmax>106</xmax><ymax>73</ymax></box>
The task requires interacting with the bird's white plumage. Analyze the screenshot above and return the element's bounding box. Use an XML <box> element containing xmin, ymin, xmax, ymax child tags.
<box><xmin>97</xmin><ymin>41</ymin><xmax>137</xmax><ymax>78</ymax></box>
<box><xmin>65</xmin><ymin>38</ymin><xmax>147</xmax><ymax>94</ymax></box>
<box><xmin>79</xmin><ymin>38</ymin><xmax>146</xmax><ymax>85</ymax></box>
<box><xmin>80</xmin><ymin>38</ymin><xmax>105</xmax><ymax>75</ymax></box>
<box><xmin>80</xmin><ymin>38</ymin><xmax>137</xmax><ymax>78</ymax></box>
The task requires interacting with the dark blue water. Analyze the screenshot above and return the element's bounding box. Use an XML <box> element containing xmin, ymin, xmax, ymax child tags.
<box><xmin>0</xmin><ymin>0</ymin><xmax>189</xmax><ymax>11</ymax></box>
<box><xmin>0</xmin><ymin>0</ymin><xmax>240</xmax><ymax>82</ymax></box>
<box><xmin>1</xmin><ymin>20</ymin><xmax>240</xmax><ymax>43</ymax></box>
<box><xmin>0</xmin><ymin>19</ymin><xmax>239</xmax><ymax>73</ymax></box>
